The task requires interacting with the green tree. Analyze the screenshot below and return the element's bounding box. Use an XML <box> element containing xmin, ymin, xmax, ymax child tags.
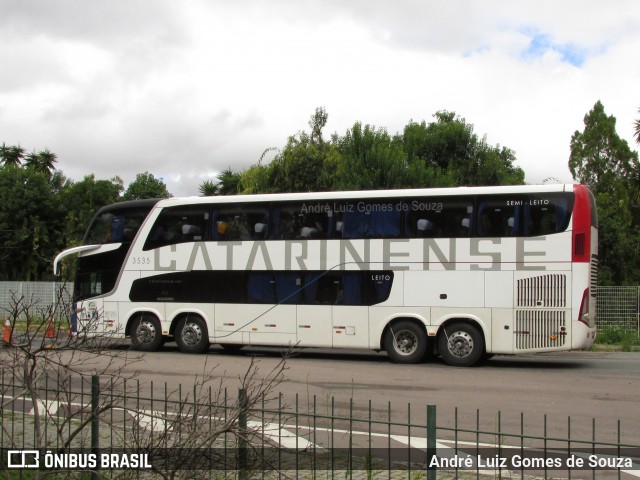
<box><xmin>0</xmin><ymin>143</ymin><xmax>25</xmax><ymax>167</ymax></box>
<box><xmin>309</xmin><ymin>106</ymin><xmax>329</xmax><ymax>146</ymax></box>
<box><xmin>24</xmin><ymin>148</ymin><xmax>57</xmax><ymax>178</ymax></box>
<box><xmin>215</xmin><ymin>167</ymin><xmax>242</xmax><ymax>195</ymax></box>
<box><xmin>403</xmin><ymin>112</ymin><xmax>524</xmax><ymax>187</ymax></box>
<box><xmin>252</xmin><ymin>108</ymin><xmax>339</xmax><ymax>193</ymax></box>
<box><xmin>592</xmin><ymin>191</ymin><xmax>639</xmax><ymax>284</ymax></box>
<box><xmin>569</xmin><ymin>101</ymin><xmax>638</xmax><ymax>193</ymax></box>
<box><xmin>334</xmin><ymin>122</ymin><xmax>409</xmax><ymax>190</ymax></box>
<box><xmin>199</xmin><ymin>169</ymin><xmax>242</xmax><ymax>196</ymax></box>
<box><xmin>0</xmin><ymin>165</ymin><xmax>65</xmax><ymax>280</ymax></box>
<box><xmin>59</xmin><ymin>174</ymin><xmax>124</xmax><ymax>246</ymax></box>
<box><xmin>235</xmin><ymin>107</ymin><xmax>522</xmax><ymax>193</ymax></box>
<box><xmin>633</xmin><ymin>107</ymin><xmax>640</xmax><ymax>206</ymax></box>
<box><xmin>239</xmin><ymin>163</ymin><xmax>272</xmax><ymax>194</ymax></box>
<box><xmin>199</xmin><ymin>179</ymin><xmax>218</xmax><ymax>196</ymax></box>
<box><xmin>568</xmin><ymin>101</ymin><xmax>640</xmax><ymax>285</ymax></box>
<box><xmin>121</xmin><ymin>171</ymin><xmax>171</xmax><ymax>201</ymax></box>
<box><xmin>268</xmin><ymin>131</ymin><xmax>333</xmax><ymax>192</ymax></box>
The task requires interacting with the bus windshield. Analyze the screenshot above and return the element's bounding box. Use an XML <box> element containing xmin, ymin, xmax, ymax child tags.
<box><xmin>84</xmin><ymin>205</ymin><xmax>154</xmax><ymax>245</ymax></box>
<box><xmin>75</xmin><ymin>201</ymin><xmax>158</xmax><ymax>300</ymax></box>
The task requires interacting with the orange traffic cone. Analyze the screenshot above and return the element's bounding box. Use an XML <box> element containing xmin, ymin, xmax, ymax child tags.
<box><xmin>3</xmin><ymin>319</ymin><xmax>11</xmax><ymax>346</ymax></box>
<box><xmin>45</xmin><ymin>318</ymin><xmax>56</xmax><ymax>339</ymax></box>
<box><xmin>44</xmin><ymin>317</ymin><xmax>57</xmax><ymax>349</ymax></box>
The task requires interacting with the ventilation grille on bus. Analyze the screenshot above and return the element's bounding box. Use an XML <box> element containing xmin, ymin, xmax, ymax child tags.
<box><xmin>516</xmin><ymin>274</ymin><xmax>567</xmax><ymax>308</ymax></box>
<box><xmin>590</xmin><ymin>254</ymin><xmax>598</xmax><ymax>298</ymax></box>
<box><xmin>515</xmin><ymin>310</ymin><xmax>567</xmax><ymax>350</ymax></box>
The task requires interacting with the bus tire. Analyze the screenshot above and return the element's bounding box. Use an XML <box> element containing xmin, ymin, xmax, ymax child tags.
<box><xmin>438</xmin><ymin>322</ymin><xmax>484</xmax><ymax>367</ymax></box>
<box><xmin>130</xmin><ymin>314</ymin><xmax>163</xmax><ymax>352</ymax></box>
<box><xmin>175</xmin><ymin>316</ymin><xmax>209</xmax><ymax>354</ymax></box>
<box><xmin>384</xmin><ymin>320</ymin><xmax>427</xmax><ymax>364</ymax></box>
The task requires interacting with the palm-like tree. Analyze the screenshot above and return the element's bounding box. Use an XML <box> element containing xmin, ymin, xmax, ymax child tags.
<box><xmin>24</xmin><ymin>150</ymin><xmax>40</xmax><ymax>169</ymax></box>
<box><xmin>0</xmin><ymin>143</ymin><xmax>9</xmax><ymax>164</ymax></box>
<box><xmin>0</xmin><ymin>143</ymin><xmax>25</xmax><ymax>167</ymax></box>
<box><xmin>24</xmin><ymin>148</ymin><xmax>57</xmax><ymax>177</ymax></box>
<box><xmin>198</xmin><ymin>179</ymin><xmax>219</xmax><ymax>196</ymax></box>
<box><xmin>631</xmin><ymin>107</ymin><xmax>640</xmax><ymax>206</ymax></box>
<box><xmin>37</xmin><ymin>148</ymin><xmax>57</xmax><ymax>177</ymax></box>
<box><xmin>216</xmin><ymin>167</ymin><xmax>241</xmax><ymax>195</ymax></box>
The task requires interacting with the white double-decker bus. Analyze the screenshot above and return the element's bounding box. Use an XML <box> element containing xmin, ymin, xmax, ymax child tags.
<box><xmin>54</xmin><ymin>184</ymin><xmax>598</xmax><ymax>366</ymax></box>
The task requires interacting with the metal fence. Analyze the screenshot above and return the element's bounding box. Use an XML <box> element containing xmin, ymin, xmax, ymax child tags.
<box><xmin>597</xmin><ymin>286</ymin><xmax>640</xmax><ymax>334</ymax></box>
<box><xmin>0</xmin><ymin>281</ymin><xmax>73</xmax><ymax>317</ymax></box>
<box><xmin>1</xmin><ymin>282</ymin><xmax>639</xmax><ymax>336</ymax></box>
<box><xmin>1</xmin><ymin>372</ymin><xmax>639</xmax><ymax>479</ymax></box>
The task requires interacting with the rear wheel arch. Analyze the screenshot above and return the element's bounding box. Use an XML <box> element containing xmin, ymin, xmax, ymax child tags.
<box><xmin>126</xmin><ymin>311</ymin><xmax>160</xmax><ymax>337</ymax></box>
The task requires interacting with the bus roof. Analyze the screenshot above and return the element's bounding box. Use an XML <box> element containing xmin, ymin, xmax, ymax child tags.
<box><xmin>151</xmin><ymin>184</ymin><xmax>575</xmax><ymax>209</ymax></box>
<box><xmin>93</xmin><ymin>198</ymin><xmax>162</xmax><ymax>214</ymax></box>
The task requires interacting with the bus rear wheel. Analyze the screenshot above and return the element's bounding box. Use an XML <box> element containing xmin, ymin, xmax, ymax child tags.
<box><xmin>176</xmin><ymin>316</ymin><xmax>209</xmax><ymax>354</ymax></box>
<box><xmin>438</xmin><ymin>322</ymin><xmax>484</xmax><ymax>367</ymax></box>
<box><xmin>131</xmin><ymin>314</ymin><xmax>163</xmax><ymax>352</ymax></box>
<box><xmin>384</xmin><ymin>320</ymin><xmax>427</xmax><ymax>364</ymax></box>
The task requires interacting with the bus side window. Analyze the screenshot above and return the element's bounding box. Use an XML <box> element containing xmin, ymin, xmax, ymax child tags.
<box><xmin>405</xmin><ymin>214</ymin><xmax>440</xmax><ymax>238</ymax></box>
<box><xmin>339</xmin><ymin>272</ymin><xmax>363</xmax><ymax>304</ymax></box>
<box><xmin>212</xmin><ymin>205</ymin><xmax>269</xmax><ymax>241</ymax></box>
<box><xmin>423</xmin><ymin>199</ymin><xmax>473</xmax><ymax>238</ymax></box>
<box><xmin>460</xmin><ymin>217</ymin><xmax>471</xmax><ymax>236</ymax></box>
<box><xmin>143</xmin><ymin>206</ymin><xmax>209</xmax><ymax>250</ymax></box>
<box><xmin>524</xmin><ymin>195</ymin><xmax>571</xmax><ymax>236</ymax></box>
<box><xmin>272</xmin><ymin>205</ymin><xmax>303</xmax><ymax>240</ymax></box>
<box><xmin>272</xmin><ymin>202</ymin><xmax>330</xmax><ymax>240</ymax></box>
<box><xmin>342</xmin><ymin>201</ymin><xmax>401</xmax><ymax>239</ymax></box>
<box><xmin>247</xmin><ymin>272</ymin><xmax>276</xmax><ymax>303</ymax></box>
<box><xmin>274</xmin><ymin>273</ymin><xmax>303</xmax><ymax>304</ymax></box>
<box><xmin>477</xmin><ymin>199</ymin><xmax>517</xmax><ymax>237</ymax></box>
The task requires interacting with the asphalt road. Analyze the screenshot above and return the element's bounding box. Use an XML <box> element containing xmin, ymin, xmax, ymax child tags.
<box><xmin>107</xmin><ymin>345</ymin><xmax>640</xmax><ymax>447</ymax></box>
<box><xmin>3</xmin><ymin>343</ymin><xmax>638</xmax><ymax>478</ymax></box>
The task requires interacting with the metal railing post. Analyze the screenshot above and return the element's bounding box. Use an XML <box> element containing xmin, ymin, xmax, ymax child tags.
<box><xmin>238</xmin><ymin>388</ymin><xmax>248</xmax><ymax>479</ymax></box>
<box><xmin>91</xmin><ymin>375</ymin><xmax>100</xmax><ymax>480</ymax></box>
<box><xmin>427</xmin><ymin>404</ymin><xmax>437</xmax><ymax>480</ymax></box>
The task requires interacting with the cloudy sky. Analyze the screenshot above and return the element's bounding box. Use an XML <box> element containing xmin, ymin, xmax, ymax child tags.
<box><xmin>1</xmin><ymin>1</ymin><xmax>638</xmax><ymax>196</ymax></box>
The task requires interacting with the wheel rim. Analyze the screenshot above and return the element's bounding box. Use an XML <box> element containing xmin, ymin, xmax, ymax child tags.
<box><xmin>447</xmin><ymin>330</ymin><xmax>474</xmax><ymax>358</ymax></box>
<box><xmin>393</xmin><ymin>329</ymin><xmax>419</xmax><ymax>356</ymax></box>
<box><xmin>181</xmin><ymin>321</ymin><xmax>203</xmax><ymax>347</ymax></box>
<box><xmin>136</xmin><ymin>320</ymin><xmax>157</xmax><ymax>345</ymax></box>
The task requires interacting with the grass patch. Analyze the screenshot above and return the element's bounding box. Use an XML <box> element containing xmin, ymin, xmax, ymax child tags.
<box><xmin>594</xmin><ymin>326</ymin><xmax>640</xmax><ymax>352</ymax></box>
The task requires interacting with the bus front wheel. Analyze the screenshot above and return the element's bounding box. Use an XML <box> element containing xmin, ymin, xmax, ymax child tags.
<box><xmin>131</xmin><ymin>314</ymin><xmax>163</xmax><ymax>352</ymax></box>
<box><xmin>438</xmin><ymin>322</ymin><xmax>484</xmax><ymax>367</ymax></box>
<box><xmin>384</xmin><ymin>321</ymin><xmax>427</xmax><ymax>364</ymax></box>
<box><xmin>176</xmin><ymin>316</ymin><xmax>209</xmax><ymax>354</ymax></box>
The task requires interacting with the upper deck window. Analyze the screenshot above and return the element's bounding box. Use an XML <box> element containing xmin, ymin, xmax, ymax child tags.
<box><xmin>85</xmin><ymin>206</ymin><xmax>152</xmax><ymax>245</ymax></box>
<box><xmin>476</xmin><ymin>193</ymin><xmax>573</xmax><ymax>237</ymax></box>
<box><xmin>211</xmin><ymin>204</ymin><xmax>270</xmax><ymax>241</ymax></box>
<box><xmin>403</xmin><ymin>197</ymin><xmax>473</xmax><ymax>238</ymax></box>
<box><xmin>271</xmin><ymin>203</ymin><xmax>330</xmax><ymax>239</ymax></box>
<box><xmin>143</xmin><ymin>205</ymin><xmax>210</xmax><ymax>250</ymax></box>
<box><xmin>136</xmin><ymin>191</ymin><xmax>575</xmax><ymax>250</ymax></box>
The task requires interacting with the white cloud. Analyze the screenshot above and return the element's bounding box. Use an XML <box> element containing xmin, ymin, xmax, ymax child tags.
<box><xmin>0</xmin><ymin>0</ymin><xmax>638</xmax><ymax>196</ymax></box>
